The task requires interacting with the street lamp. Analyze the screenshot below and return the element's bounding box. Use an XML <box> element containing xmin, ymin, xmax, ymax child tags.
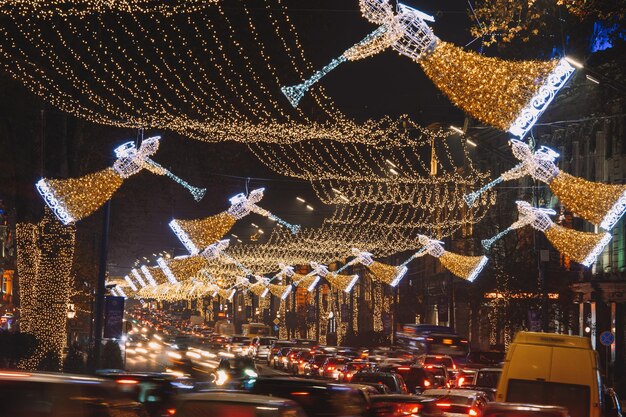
<box><xmin>67</xmin><ymin>303</ymin><xmax>76</xmax><ymax>319</ymax></box>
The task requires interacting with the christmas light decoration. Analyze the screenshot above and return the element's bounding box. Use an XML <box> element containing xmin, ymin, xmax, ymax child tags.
<box><xmin>124</xmin><ymin>275</ymin><xmax>138</xmax><ymax>292</ymax></box>
<box><xmin>170</xmin><ymin>188</ymin><xmax>299</xmax><ymax>255</ymax></box>
<box><xmin>281</xmin><ymin>0</ymin><xmax>575</xmax><ymax>137</ymax></box>
<box><xmin>485</xmin><ymin>201</ymin><xmax>611</xmax><ymax>267</ymax></box>
<box><xmin>465</xmin><ymin>140</ymin><xmax>626</xmax><ymax>231</ymax></box>
<box><xmin>0</xmin><ymin>0</ymin><xmax>219</xmax><ymax>17</ymax></box>
<box><xmin>418</xmin><ymin>235</ymin><xmax>488</xmax><ymax>282</ymax></box>
<box><xmin>131</xmin><ymin>268</ymin><xmax>147</xmax><ymax>288</ymax></box>
<box><xmin>348</xmin><ymin>248</ymin><xmax>410</xmax><ymax>287</ymax></box>
<box><xmin>35</xmin><ymin>136</ymin><xmax>204</xmax><ymax>225</ymax></box>
<box><xmin>16</xmin><ymin>209</ymin><xmax>76</xmax><ymax>370</ymax></box>
<box><xmin>157</xmin><ymin>256</ymin><xmax>178</xmax><ymax>284</ymax></box>
<box><xmin>140</xmin><ymin>265</ymin><xmax>157</xmax><ymax>287</ymax></box>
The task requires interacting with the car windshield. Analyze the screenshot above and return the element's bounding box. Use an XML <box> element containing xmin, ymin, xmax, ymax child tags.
<box><xmin>259</xmin><ymin>338</ymin><xmax>276</xmax><ymax>345</ymax></box>
<box><xmin>475</xmin><ymin>371</ymin><xmax>501</xmax><ymax>388</ymax></box>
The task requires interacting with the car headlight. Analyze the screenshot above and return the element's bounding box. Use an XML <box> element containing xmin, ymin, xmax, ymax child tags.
<box><xmin>244</xmin><ymin>369</ymin><xmax>258</xmax><ymax>378</ymax></box>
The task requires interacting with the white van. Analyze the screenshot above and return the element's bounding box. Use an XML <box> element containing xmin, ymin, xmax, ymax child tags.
<box><xmin>496</xmin><ymin>332</ymin><xmax>601</xmax><ymax>417</ymax></box>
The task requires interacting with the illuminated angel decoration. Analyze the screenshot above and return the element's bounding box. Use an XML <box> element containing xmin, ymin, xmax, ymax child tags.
<box><xmin>36</xmin><ymin>136</ymin><xmax>205</xmax><ymax>225</ymax></box>
<box><xmin>169</xmin><ymin>187</ymin><xmax>300</xmax><ymax>255</ymax></box>
<box><xmin>281</xmin><ymin>0</ymin><xmax>575</xmax><ymax>139</ymax></box>
<box><xmin>349</xmin><ymin>248</ymin><xmax>409</xmax><ymax>287</ymax></box>
<box><xmin>483</xmin><ymin>201</ymin><xmax>611</xmax><ymax>267</ymax></box>
<box><xmin>417</xmin><ymin>235</ymin><xmax>488</xmax><ymax>282</ymax></box>
<box><xmin>465</xmin><ymin>140</ymin><xmax>626</xmax><ymax>231</ymax></box>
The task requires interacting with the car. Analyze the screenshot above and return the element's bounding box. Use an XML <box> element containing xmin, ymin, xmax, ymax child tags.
<box><xmin>267</xmin><ymin>340</ymin><xmax>295</xmax><ymax>365</ymax></box>
<box><xmin>173</xmin><ymin>335</ymin><xmax>197</xmax><ymax>351</ymax></box>
<box><xmin>465</xmin><ymin>351</ymin><xmax>505</xmax><ymax>369</ymax></box>
<box><xmin>417</xmin><ymin>355</ymin><xmax>456</xmax><ymax>373</ymax></box>
<box><xmin>248</xmin><ymin>377</ymin><xmax>367</xmax><ymax>417</ymax></box>
<box><xmin>304</xmin><ymin>353</ymin><xmax>333</xmax><ymax>377</ymax></box>
<box><xmin>273</xmin><ymin>346</ymin><xmax>295</xmax><ymax>369</ymax></box>
<box><xmin>170</xmin><ymin>391</ymin><xmax>306</xmax><ymax>417</ymax></box>
<box><xmin>251</xmin><ymin>336</ymin><xmax>277</xmax><ymax>360</ymax></box>
<box><xmin>226</xmin><ymin>335</ymin><xmax>252</xmax><ymax>355</ymax></box>
<box><xmin>464</xmin><ymin>368</ymin><xmax>501</xmax><ymax>401</ymax></box>
<box><xmin>369</xmin><ymin>394</ymin><xmax>444</xmax><ymax>417</ymax></box>
<box><xmin>292</xmin><ymin>338</ymin><xmax>318</xmax><ymax>347</ymax></box>
<box><xmin>0</xmin><ymin>370</ymin><xmax>148</xmax><ymax>417</ymax></box>
<box><xmin>379</xmin><ymin>364</ymin><xmax>436</xmax><ymax>394</ymax></box>
<box><xmin>290</xmin><ymin>350</ymin><xmax>313</xmax><ymax>374</ymax></box>
<box><xmin>423</xmin><ymin>364</ymin><xmax>451</xmax><ymax>388</ymax></box>
<box><xmin>351</xmin><ymin>370</ymin><xmax>408</xmax><ymax>394</ymax></box>
<box><xmin>337</xmin><ymin>361</ymin><xmax>373</xmax><ymax>382</ymax></box>
<box><xmin>96</xmin><ymin>371</ymin><xmax>195</xmax><ymax>417</ymax></box>
<box><xmin>482</xmin><ymin>403</ymin><xmax>568</xmax><ymax>417</ymax></box>
<box><xmin>320</xmin><ymin>355</ymin><xmax>351</xmax><ymax>379</ymax></box>
<box><xmin>284</xmin><ymin>347</ymin><xmax>313</xmax><ymax>372</ymax></box>
<box><xmin>418</xmin><ymin>388</ymin><xmax>489</xmax><ymax>417</ymax></box>
<box><xmin>206</xmin><ymin>334</ymin><xmax>229</xmax><ymax>350</ymax></box>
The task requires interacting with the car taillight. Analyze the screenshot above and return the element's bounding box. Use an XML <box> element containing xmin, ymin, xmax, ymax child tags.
<box><xmin>397</xmin><ymin>367</ymin><xmax>410</xmax><ymax>370</ymax></box>
<box><xmin>423</xmin><ymin>379</ymin><xmax>431</xmax><ymax>387</ymax></box>
<box><xmin>436</xmin><ymin>403</ymin><xmax>452</xmax><ymax>408</ymax></box>
<box><xmin>313</xmin><ymin>365</ymin><xmax>319</xmax><ymax>368</ymax></box>
<box><xmin>327</xmin><ymin>366</ymin><xmax>335</xmax><ymax>371</ymax></box>
<box><xmin>166</xmin><ymin>409</ymin><xmax>176</xmax><ymax>415</ymax></box>
<box><xmin>469</xmin><ymin>408</ymin><xmax>479</xmax><ymax>416</ymax></box>
<box><xmin>398</xmin><ymin>404</ymin><xmax>421</xmax><ymax>415</ymax></box>
<box><xmin>458</xmin><ymin>376</ymin><xmax>465</xmax><ymax>386</ymax></box>
<box><xmin>453</xmin><ymin>363</ymin><xmax>457</xmax><ymax>370</ymax></box>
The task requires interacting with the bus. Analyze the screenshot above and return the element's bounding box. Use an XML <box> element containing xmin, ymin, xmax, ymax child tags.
<box><xmin>395</xmin><ymin>324</ymin><xmax>469</xmax><ymax>363</ymax></box>
<box><xmin>242</xmin><ymin>323</ymin><xmax>271</xmax><ymax>338</ymax></box>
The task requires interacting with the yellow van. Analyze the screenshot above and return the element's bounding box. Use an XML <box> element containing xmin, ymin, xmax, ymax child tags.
<box><xmin>495</xmin><ymin>332</ymin><xmax>601</xmax><ymax>417</ymax></box>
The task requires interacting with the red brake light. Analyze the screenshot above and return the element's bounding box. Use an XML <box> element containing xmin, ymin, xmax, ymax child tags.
<box><xmin>435</xmin><ymin>356</ymin><xmax>443</xmax><ymax>359</ymax></box>
<box><xmin>398</xmin><ymin>404</ymin><xmax>421</xmax><ymax>415</ymax></box>
<box><xmin>116</xmin><ymin>379</ymin><xmax>139</xmax><ymax>384</ymax></box>
<box><xmin>423</xmin><ymin>379</ymin><xmax>431</xmax><ymax>387</ymax></box>
<box><xmin>167</xmin><ymin>408</ymin><xmax>176</xmax><ymax>415</ymax></box>
<box><xmin>397</xmin><ymin>367</ymin><xmax>410</xmax><ymax>370</ymax></box>
<box><xmin>469</xmin><ymin>409</ymin><xmax>479</xmax><ymax>416</ymax></box>
<box><xmin>0</xmin><ymin>371</ymin><xmax>31</xmax><ymax>378</ymax></box>
<box><xmin>453</xmin><ymin>363</ymin><xmax>457</xmax><ymax>369</ymax></box>
<box><xmin>436</xmin><ymin>403</ymin><xmax>452</xmax><ymax>408</ymax></box>
<box><xmin>291</xmin><ymin>392</ymin><xmax>310</xmax><ymax>396</ymax></box>
<box><xmin>327</xmin><ymin>366</ymin><xmax>335</xmax><ymax>371</ymax></box>
<box><xmin>458</xmin><ymin>377</ymin><xmax>465</xmax><ymax>386</ymax></box>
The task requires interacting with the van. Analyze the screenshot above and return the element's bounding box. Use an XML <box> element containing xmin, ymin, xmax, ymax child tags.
<box><xmin>495</xmin><ymin>331</ymin><xmax>601</xmax><ymax>417</ymax></box>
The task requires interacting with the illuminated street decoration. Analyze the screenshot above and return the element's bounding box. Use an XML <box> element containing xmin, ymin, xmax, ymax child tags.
<box><xmin>485</xmin><ymin>201</ymin><xmax>611</xmax><ymax>267</ymax></box>
<box><xmin>417</xmin><ymin>235</ymin><xmax>488</xmax><ymax>282</ymax></box>
<box><xmin>131</xmin><ymin>268</ymin><xmax>147</xmax><ymax>288</ymax></box>
<box><xmin>281</xmin><ymin>0</ymin><xmax>575</xmax><ymax>137</ymax></box>
<box><xmin>36</xmin><ymin>136</ymin><xmax>205</xmax><ymax>225</ymax></box>
<box><xmin>305</xmin><ymin>261</ymin><xmax>359</xmax><ymax>293</ymax></box>
<box><xmin>348</xmin><ymin>248</ymin><xmax>409</xmax><ymax>287</ymax></box>
<box><xmin>140</xmin><ymin>265</ymin><xmax>158</xmax><ymax>287</ymax></box>
<box><xmin>124</xmin><ymin>275</ymin><xmax>138</xmax><ymax>292</ymax></box>
<box><xmin>157</xmin><ymin>257</ymin><xmax>178</xmax><ymax>285</ymax></box>
<box><xmin>170</xmin><ymin>188</ymin><xmax>299</xmax><ymax>255</ymax></box>
<box><xmin>465</xmin><ymin>140</ymin><xmax>626</xmax><ymax>231</ymax></box>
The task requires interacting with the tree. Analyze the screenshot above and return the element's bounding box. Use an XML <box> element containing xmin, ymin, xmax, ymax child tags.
<box><xmin>101</xmin><ymin>341</ymin><xmax>124</xmax><ymax>370</ymax></box>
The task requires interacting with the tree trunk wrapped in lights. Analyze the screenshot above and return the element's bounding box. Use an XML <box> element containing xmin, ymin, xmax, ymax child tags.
<box><xmin>16</xmin><ymin>209</ymin><xmax>76</xmax><ymax>370</ymax></box>
<box><xmin>36</xmin><ymin>136</ymin><xmax>205</xmax><ymax>225</ymax></box>
<box><xmin>281</xmin><ymin>0</ymin><xmax>575</xmax><ymax>139</ymax></box>
<box><xmin>465</xmin><ymin>140</ymin><xmax>626</xmax><ymax>231</ymax></box>
<box><xmin>169</xmin><ymin>187</ymin><xmax>300</xmax><ymax>255</ymax></box>
<box><xmin>418</xmin><ymin>235</ymin><xmax>488</xmax><ymax>282</ymax></box>
<box><xmin>484</xmin><ymin>201</ymin><xmax>611</xmax><ymax>267</ymax></box>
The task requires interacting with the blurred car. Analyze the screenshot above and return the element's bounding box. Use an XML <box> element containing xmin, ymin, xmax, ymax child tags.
<box><xmin>379</xmin><ymin>365</ymin><xmax>437</xmax><ymax>395</ymax></box>
<box><xmin>369</xmin><ymin>394</ymin><xmax>444</xmax><ymax>417</ymax></box>
<box><xmin>320</xmin><ymin>356</ymin><xmax>351</xmax><ymax>379</ymax></box>
<box><xmin>292</xmin><ymin>338</ymin><xmax>318</xmax><ymax>347</ymax></box>
<box><xmin>417</xmin><ymin>355</ymin><xmax>456</xmax><ymax>373</ymax></box>
<box><xmin>173</xmin><ymin>335</ymin><xmax>197</xmax><ymax>351</ymax></box>
<box><xmin>170</xmin><ymin>391</ymin><xmax>306</xmax><ymax>417</ymax></box>
<box><xmin>465</xmin><ymin>351</ymin><xmax>505</xmax><ymax>370</ymax></box>
<box><xmin>290</xmin><ymin>350</ymin><xmax>313</xmax><ymax>374</ymax></box>
<box><xmin>423</xmin><ymin>364</ymin><xmax>451</xmax><ymax>388</ymax></box>
<box><xmin>454</xmin><ymin>369</ymin><xmax>477</xmax><ymax>388</ymax></box>
<box><xmin>0</xmin><ymin>370</ymin><xmax>148</xmax><ymax>417</ymax></box>
<box><xmin>418</xmin><ymin>388</ymin><xmax>489</xmax><ymax>417</ymax></box>
<box><xmin>303</xmin><ymin>353</ymin><xmax>333</xmax><ymax>377</ymax></box>
<box><xmin>206</xmin><ymin>334</ymin><xmax>229</xmax><ymax>350</ymax></box>
<box><xmin>274</xmin><ymin>346</ymin><xmax>296</xmax><ymax>369</ymax></box>
<box><xmin>337</xmin><ymin>360</ymin><xmax>373</xmax><ymax>382</ymax></box>
<box><xmin>268</xmin><ymin>340</ymin><xmax>296</xmax><ymax>365</ymax></box>
<box><xmin>251</xmin><ymin>336</ymin><xmax>277</xmax><ymax>360</ymax></box>
<box><xmin>354</xmin><ymin>381</ymin><xmax>393</xmax><ymax>394</ymax></box>
<box><xmin>482</xmin><ymin>403</ymin><xmax>568</xmax><ymax>417</ymax></box>
<box><xmin>336</xmin><ymin>347</ymin><xmax>360</xmax><ymax>359</ymax></box>
<box><xmin>284</xmin><ymin>347</ymin><xmax>313</xmax><ymax>372</ymax></box>
<box><xmin>96</xmin><ymin>371</ymin><xmax>194</xmax><ymax>417</ymax></box>
<box><xmin>248</xmin><ymin>377</ymin><xmax>367</xmax><ymax>417</ymax></box>
<box><xmin>226</xmin><ymin>335</ymin><xmax>252</xmax><ymax>355</ymax></box>
<box><xmin>351</xmin><ymin>370</ymin><xmax>408</xmax><ymax>394</ymax></box>
<box><xmin>463</xmin><ymin>368</ymin><xmax>501</xmax><ymax>401</ymax></box>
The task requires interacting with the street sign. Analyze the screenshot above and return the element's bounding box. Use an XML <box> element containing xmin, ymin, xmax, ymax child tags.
<box><xmin>600</xmin><ymin>331</ymin><xmax>615</xmax><ymax>346</ymax></box>
<box><xmin>273</xmin><ymin>318</ymin><xmax>280</xmax><ymax>325</ymax></box>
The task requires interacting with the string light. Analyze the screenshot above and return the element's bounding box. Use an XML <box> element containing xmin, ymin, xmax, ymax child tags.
<box><xmin>0</xmin><ymin>0</ymin><xmax>220</xmax><ymax>17</ymax></box>
<box><xmin>124</xmin><ymin>274</ymin><xmax>138</xmax><ymax>291</ymax></box>
<box><xmin>16</xmin><ymin>209</ymin><xmax>75</xmax><ymax>369</ymax></box>
<box><xmin>131</xmin><ymin>268</ymin><xmax>147</xmax><ymax>288</ymax></box>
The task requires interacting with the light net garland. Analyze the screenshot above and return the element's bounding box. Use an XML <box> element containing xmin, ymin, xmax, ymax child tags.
<box><xmin>16</xmin><ymin>209</ymin><xmax>76</xmax><ymax>370</ymax></box>
<box><xmin>0</xmin><ymin>0</ymin><xmax>219</xmax><ymax>17</ymax></box>
<box><xmin>0</xmin><ymin>1</ymin><xmax>426</xmax><ymax>147</ymax></box>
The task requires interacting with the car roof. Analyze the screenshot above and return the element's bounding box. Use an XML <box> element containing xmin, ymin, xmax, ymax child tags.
<box><xmin>179</xmin><ymin>391</ymin><xmax>296</xmax><ymax>406</ymax></box>
<box><xmin>370</xmin><ymin>394</ymin><xmax>432</xmax><ymax>402</ymax></box>
<box><xmin>422</xmin><ymin>388</ymin><xmax>483</xmax><ymax>397</ymax></box>
<box><xmin>477</xmin><ymin>367</ymin><xmax>502</xmax><ymax>372</ymax></box>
